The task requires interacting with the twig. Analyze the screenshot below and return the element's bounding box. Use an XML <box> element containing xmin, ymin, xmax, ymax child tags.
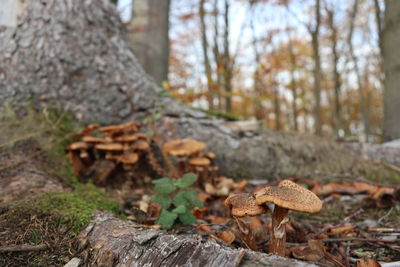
<box><xmin>323</xmin><ymin>237</ymin><xmax>398</xmax><ymax>243</ymax></box>
<box><xmin>314</xmin><ymin>208</ymin><xmax>363</xmax><ymax>236</ymax></box>
<box><xmin>0</xmin><ymin>244</ymin><xmax>47</xmax><ymax>253</ymax></box>
<box><xmin>377</xmin><ymin>207</ymin><xmax>393</xmax><ymax>225</ymax></box>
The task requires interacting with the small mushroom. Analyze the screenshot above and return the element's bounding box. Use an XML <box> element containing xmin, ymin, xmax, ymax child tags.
<box><xmin>112</xmin><ymin>152</ymin><xmax>139</xmax><ymax>170</ymax></box>
<box><xmin>95</xmin><ymin>143</ymin><xmax>124</xmax><ymax>159</ymax></box>
<box><xmin>132</xmin><ymin>140</ymin><xmax>150</xmax><ymax>151</ymax></box>
<box><xmin>82</xmin><ymin>136</ymin><xmax>109</xmax><ymax>144</ymax></box>
<box><xmin>224</xmin><ymin>193</ymin><xmax>268</xmax><ymax>251</ymax></box>
<box><xmin>189</xmin><ymin>157</ymin><xmax>211</xmax><ymax>183</ymax></box>
<box><xmin>68</xmin><ymin>141</ymin><xmax>89</xmax><ymax>158</ymax></box>
<box><xmin>254</xmin><ymin>180</ymin><xmax>323</xmax><ymax>256</ymax></box>
<box><xmin>163</xmin><ymin>138</ymin><xmax>206</xmax><ymax>175</ymax></box>
<box><xmin>99</xmin><ymin>121</ymin><xmax>139</xmax><ymax>137</ymax></box>
<box><xmin>163</xmin><ymin>138</ymin><xmax>206</xmax><ymax>157</ymax></box>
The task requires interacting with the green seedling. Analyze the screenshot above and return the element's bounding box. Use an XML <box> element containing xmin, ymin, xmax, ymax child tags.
<box><xmin>151</xmin><ymin>173</ymin><xmax>204</xmax><ymax>229</ymax></box>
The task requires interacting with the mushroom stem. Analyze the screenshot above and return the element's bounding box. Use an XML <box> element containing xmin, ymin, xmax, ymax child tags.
<box><xmin>234</xmin><ymin>216</ymin><xmax>259</xmax><ymax>251</ymax></box>
<box><xmin>269</xmin><ymin>205</ymin><xmax>289</xmax><ymax>256</ymax></box>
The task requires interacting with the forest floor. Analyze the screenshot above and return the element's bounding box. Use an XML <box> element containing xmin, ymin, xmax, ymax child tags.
<box><xmin>0</xmin><ymin>109</ymin><xmax>399</xmax><ymax>267</ymax></box>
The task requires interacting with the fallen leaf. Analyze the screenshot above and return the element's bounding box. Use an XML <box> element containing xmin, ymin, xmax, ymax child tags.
<box><xmin>217</xmin><ymin>231</ymin><xmax>236</xmax><ymax>244</ymax></box>
<box><xmin>356</xmin><ymin>258</ymin><xmax>381</xmax><ymax>267</ymax></box>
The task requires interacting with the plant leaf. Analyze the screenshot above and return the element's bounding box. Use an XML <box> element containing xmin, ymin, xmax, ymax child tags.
<box><xmin>173</xmin><ymin>190</ymin><xmax>204</xmax><ymax>209</ymax></box>
<box><xmin>183</xmin><ymin>189</ymin><xmax>204</xmax><ymax>208</ymax></box>
<box><xmin>151</xmin><ymin>195</ymin><xmax>171</xmax><ymax>209</ymax></box>
<box><xmin>174</xmin><ymin>173</ymin><xmax>198</xmax><ymax>189</ymax></box>
<box><xmin>155</xmin><ymin>209</ymin><xmax>178</xmax><ymax>229</ymax></box>
<box><xmin>179</xmin><ymin>211</ymin><xmax>196</xmax><ymax>225</ymax></box>
<box><xmin>152</xmin><ymin>177</ymin><xmax>176</xmax><ymax>195</ymax></box>
<box><xmin>172</xmin><ymin>204</ymin><xmax>186</xmax><ymax>214</ymax></box>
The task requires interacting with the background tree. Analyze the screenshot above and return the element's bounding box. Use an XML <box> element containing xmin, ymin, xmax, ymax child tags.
<box><xmin>383</xmin><ymin>0</ymin><xmax>400</xmax><ymax>141</ymax></box>
<box><xmin>128</xmin><ymin>0</ymin><xmax>170</xmax><ymax>85</ymax></box>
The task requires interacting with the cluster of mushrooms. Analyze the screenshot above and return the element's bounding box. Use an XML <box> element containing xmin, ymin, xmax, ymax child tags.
<box><xmin>67</xmin><ymin>121</ymin><xmax>150</xmax><ymax>176</ymax></box>
<box><xmin>225</xmin><ymin>180</ymin><xmax>323</xmax><ymax>256</ymax></box>
<box><xmin>67</xmin><ymin>121</ymin><xmax>218</xmax><ymax>184</ymax></box>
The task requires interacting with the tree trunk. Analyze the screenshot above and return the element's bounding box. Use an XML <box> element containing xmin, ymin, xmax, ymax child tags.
<box><xmin>199</xmin><ymin>0</ymin><xmax>215</xmax><ymax>110</ymax></box>
<box><xmin>0</xmin><ymin>0</ymin><xmax>398</xmax><ymax>182</ymax></box>
<box><xmin>127</xmin><ymin>0</ymin><xmax>170</xmax><ymax>85</ymax></box>
<box><xmin>326</xmin><ymin>8</ymin><xmax>342</xmax><ymax>138</ymax></box>
<box><xmin>223</xmin><ymin>0</ymin><xmax>232</xmax><ymax>113</ymax></box>
<box><xmin>288</xmin><ymin>34</ymin><xmax>299</xmax><ymax>131</ymax></box>
<box><xmin>383</xmin><ymin>0</ymin><xmax>400</xmax><ymax>141</ymax></box>
<box><xmin>310</xmin><ymin>0</ymin><xmax>322</xmax><ymax>136</ymax></box>
<box><xmin>348</xmin><ymin>0</ymin><xmax>369</xmax><ymax>141</ymax></box>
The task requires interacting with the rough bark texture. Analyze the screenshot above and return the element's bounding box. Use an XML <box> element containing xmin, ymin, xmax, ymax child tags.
<box><xmin>383</xmin><ymin>0</ymin><xmax>400</xmax><ymax>141</ymax></box>
<box><xmin>0</xmin><ymin>0</ymin><xmax>399</xmax><ymax>181</ymax></box>
<box><xmin>127</xmin><ymin>0</ymin><xmax>170</xmax><ymax>85</ymax></box>
<box><xmin>79</xmin><ymin>212</ymin><xmax>321</xmax><ymax>267</ymax></box>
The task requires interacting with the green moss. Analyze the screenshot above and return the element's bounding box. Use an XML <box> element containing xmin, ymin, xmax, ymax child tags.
<box><xmin>22</xmin><ymin>184</ymin><xmax>122</xmax><ymax>234</ymax></box>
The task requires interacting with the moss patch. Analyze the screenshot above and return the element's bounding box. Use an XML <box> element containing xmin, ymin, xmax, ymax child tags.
<box><xmin>20</xmin><ymin>184</ymin><xmax>122</xmax><ymax>234</ymax></box>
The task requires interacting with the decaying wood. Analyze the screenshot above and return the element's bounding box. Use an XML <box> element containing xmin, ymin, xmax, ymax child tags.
<box><xmin>0</xmin><ymin>0</ymin><xmax>399</xmax><ymax>181</ymax></box>
<box><xmin>79</xmin><ymin>212</ymin><xmax>321</xmax><ymax>267</ymax></box>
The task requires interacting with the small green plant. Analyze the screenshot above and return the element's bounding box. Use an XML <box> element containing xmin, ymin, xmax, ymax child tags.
<box><xmin>151</xmin><ymin>173</ymin><xmax>203</xmax><ymax>229</ymax></box>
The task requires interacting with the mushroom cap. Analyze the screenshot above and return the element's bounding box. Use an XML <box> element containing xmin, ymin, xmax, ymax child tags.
<box><xmin>95</xmin><ymin>143</ymin><xmax>124</xmax><ymax>151</ymax></box>
<box><xmin>132</xmin><ymin>140</ymin><xmax>150</xmax><ymax>151</ymax></box>
<box><xmin>189</xmin><ymin>157</ymin><xmax>211</xmax><ymax>166</ymax></box>
<box><xmin>113</xmin><ymin>152</ymin><xmax>139</xmax><ymax>164</ymax></box>
<box><xmin>68</xmin><ymin>141</ymin><xmax>89</xmax><ymax>150</ymax></box>
<box><xmin>82</xmin><ymin>136</ymin><xmax>109</xmax><ymax>143</ymax></box>
<box><xmin>205</xmin><ymin>152</ymin><xmax>216</xmax><ymax>159</ymax></box>
<box><xmin>114</xmin><ymin>135</ymin><xmax>140</xmax><ymax>143</ymax></box>
<box><xmin>99</xmin><ymin>121</ymin><xmax>139</xmax><ymax>133</ymax></box>
<box><xmin>254</xmin><ymin>180</ymin><xmax>322</xmax><ymax>213</ymax></box>
<box><xmin>224</xmin><ymin>193</ymin><xmax>267</xmax><ymax>217</ymax></box>
<box><xmin>163</xmin><ymin>138</ymin><xmax>206</xmax><ymax>157</ymax></box>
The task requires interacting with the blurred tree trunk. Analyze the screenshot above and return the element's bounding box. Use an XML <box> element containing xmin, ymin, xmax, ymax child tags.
<box><xmin>310</xmin><ymin>0</ymin><xmax>322</xmax><ymax>136</ymax></box>
<box><xmin>199</xmin><ymin>0</ymin><xmax>215</xmax><ymax>110</ymax></box>
<box><xmin>127</xmin><ymin>0</ymin><xmax>170</xmax><ymax>85</ymax></box>
<box><xmin>348</xmin><ymin>0</ymin><xmax>369</xmax><ymax>141</ymax></box>
<box><xmin>0</xmin><ymin>0</ymin><xmax>398</xmax><ymax>183</ymax></box>
<box><xmin>383</xmin><ymin>0</ymin><xmax>400</xmax><ymax>141</ymax></box>
<box><xmin>326</xmin><ymin>8</ymin><xmax>342</xmax><ymax>138</ymax></box>
<box><xmin>213</xmin><ymin>0</ymin><xmax>223</xmax><ymax>110</ymax></box>
<box><xmin>223</xmin><ymin>0</ymin><xmax>232</xmax><ymax>113</ymax></box>
<box><xmin>287</xmin><ymin>33</ymin><xmax>299</xmax><ymax>131</ymax></box>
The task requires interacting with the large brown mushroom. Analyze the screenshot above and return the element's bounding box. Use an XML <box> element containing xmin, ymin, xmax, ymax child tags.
<box><xmin>254</xmin><ymin>180</ymin><xmax>323</xmax><ymax>256</ymax></box>
<box><xmin>224</xmin><ymin>193</ymin><xmax>268</xmax><ymax>251</ymax></box>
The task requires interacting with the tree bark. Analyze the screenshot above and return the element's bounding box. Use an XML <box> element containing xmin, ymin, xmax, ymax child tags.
<box><xmin>383</xmin><ymin>0</ymin><xmax>400</xmax><ymax>141</ymax></box>
<box><xmin>311</xmin><ymin>0</ymin><xmax>322</xmax><ymax>136</ymax></box>
<box><xmin>127</xmin><ymin>0</ymin><xmax>170</xmax><ymax>85</ymax></box>
<box><xmin>0</xmin><ymin>0</ymin><xmax>398</xmax><ymax>182</ymax></box>
<box><xmin>326</xmin><ymin>8</ymin><xmax>342</xmax><ymax>138</ymax></box>
<box><xmin>79</xmin><ymin>212</ymin><xmax>321</xmax><ymax>267</ymax></box>
<box><xmin>199</xmin><ymin>0</ymin><xmax>215</xmax><ymax>110</ymax></box>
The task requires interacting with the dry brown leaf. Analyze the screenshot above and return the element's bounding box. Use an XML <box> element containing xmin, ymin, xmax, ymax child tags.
<box><xmin>198</xmin><ymin>224</ymin><xmax>212</xmax><ymax>232</ymax></box>
<box><xmin>234</xmin><ymin>180</ymin><xmax>249</xmax><ymax>192</ymax></box>
<box><xmin>204</xmin><ymin>215</ymin><xmax>230</xmax><ymax>224</ymax></box>
<box><xmin>328</xmin><ymin>225</ymin><xmax>355</xmax><ymax>236</ymax></box>
<box><xmin>217</xmin><ymin>231</ymin><xmax>236</xmax><ymax>244</ymax></box>
<box><xmin>356</xmin><ymin>258</ymin><xmax>381</xmax><ymax>267</ymax></box>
